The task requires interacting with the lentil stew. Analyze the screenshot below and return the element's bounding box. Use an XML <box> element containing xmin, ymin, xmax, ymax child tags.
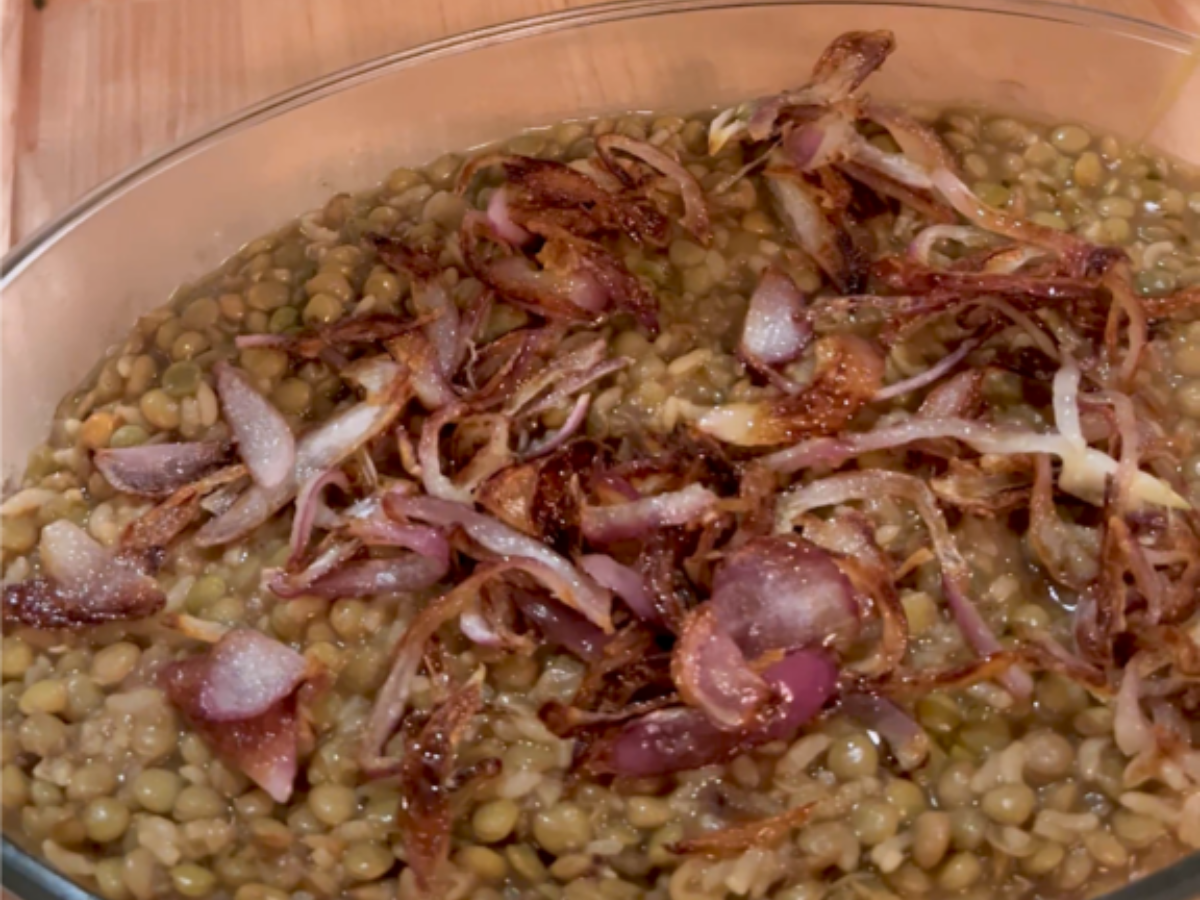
<box><xmin>5</xmin><ymin>30</ymin><xmax>1200</xmax><ymax>900</ymax></box>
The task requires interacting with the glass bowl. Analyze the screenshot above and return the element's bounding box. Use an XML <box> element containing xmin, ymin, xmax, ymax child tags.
<box><xmin>2</xmin><ymin>1</ymin><xmax>1198</xmax><ymax>898</ymax></box>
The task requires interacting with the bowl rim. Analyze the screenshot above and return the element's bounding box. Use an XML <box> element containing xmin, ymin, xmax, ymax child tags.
<box><xmin>3</xmin><ymin>1</ymin><xmax>1200</xmax><ymax>899</ymax></box>
<box><xmin>1</xmin><ymin>0</ymin><xmax>1197</xmax><ymax>284</ymax></box>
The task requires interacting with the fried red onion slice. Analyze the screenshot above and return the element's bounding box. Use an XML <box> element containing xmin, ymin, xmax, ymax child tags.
<box><xmin>580</xmin><ymin>483</ymin><xmax>718</xmax><ymax>545</ymax></box>
<box><xmin>411</xmin><ymin>277</ymin><xmax>465</xmax><ymax>380</ymax></box>
<box><xmin>195</xmin><ymin>361</ymin><xmax>410</xmax><ymax>546</ymax></box>
<box><xmin>361</xmin><ymin>559</ymin><xmax>594</xmax><ymax>774</ymax></box>
<box><xmin>93</xmin><ymin>441</ymin><xmax>231</xmax><ymax>498</ymax></box>
<box><xmin>873</xmin><ymin>335</ymin><xmax>980</xmax><ymax>402</ymax></box>
<box><xmin>387</xmin><ymin>332</ymin><xmax>458</xmax><ymax>411</ymax></box>
<box><xmin>578</xmin><ymin>554</ymin><xmax>657</xmax><ymax>622</ymax></box>
<box><xmin>233</xmin><ymin>313</ymin><xmax>427</xmax><ymax>362</ymax></box>
<box><xmin>671</xmin><ymin>803</ymin><xmax>815</xmax><ymax>858</ymax></box>
<box><xmin>385</xmin><ymin>494</ymin><xmax>613</xmax><ymax>631</ymax></box>
<box><xmin>776</xmin><ymin>471</ymin><xmax>1033</xmax><ymax>699</ymax></box>
<box><xmin>190</xmin><ymin>628</ymin><xmax>309</xmax><ymax>722</ymax></box>
<box><xmin>761</xmin><ymin>410</ymin><xmax>1187</xmax><ymax>510</ymax></box>
<box><xmin>740</xmin><ymin>268</ymin><xmax>812</xmax><ymax>368</ymax></box>
<box><xmin>3</xmin><ymin>521</ymin><xmax>166</xmax><ymax>630</ymax></box>
<box><xmin>512</xmin><ymin>591</ymin><xmax>611</xmax><ymax>662</ymax></box>
<box><xmin>341</xmin><ymin>505</ymin><xmax>451</xmax><ymax>565</ymax></box>
<box><xmin>799</xmin><ymin>509</ymin><xmax>907</xmax><ymax>677</ymax></box>
<box><xmin>596</xmin><ymin>133</ymin><xmax>712</xmax><ymax>245</ymax></box>
<box><xmin>672</xmin><ymin>605</ymin><xmax>773</xmax><ymax>730</ymax></box>
<box><xmin>699</xmin><ymin>334</ymin><xmax>884</xmax><ymax>447</ymax></box>
<box><xmin>121</xmin><ymin>464</ymin><xmax>249</xmax><ymax>553</ymax></box>
<box><xmin>523</xmin><ymin>393</ymin><xmax>591</xmax><ymax>459</ymax></box>
<box><xmin>712</xmin><ymin>534</ymin><xmax>860</xmax><ymax>660</ymax></box>
<box><xmin>709</xmin><ymin>30</ymin><xmax>896</xmax><ymax>150</ymax></box>
<box><xmin>590</xmin><ymin>649</ymin><xmax>838</xmax><ymax>777</ymax></box>
<box><xmin>288</xmin><ymin>468</ymin><xmax>351</xmax><ymax>567</ymax></box>
<box><xmin>457</xmin><ymin>154</ymin><xmax>670</xmax><ymax>246</ymax></box>
<box><xmin>398</xmin><ymin>675</ymin><xmax>483</xmax><ymax>890</ymax></box>
<box><xmin>928</xmin><ymin>167</ymin><xmax>1122</xmax><ymax>278</ymax></box>
<box><xmin>919</xmin><ymin>369</ymin><xmax>985</xmax><ymax>419</ymax></box>
<box><xmin>930</xmin><ymin>456</ymin><xmax>1033</xmax><ymax>518</ymax></box>
<box><xmin>765</xmin><ymin>167</ymin><xmax>868</xmax><ymax>294</ymax></box>
<box><xmin>907</xmin><ymin>225</ymin><xmax>995</xmax><ymax>267</ymax></box>
<box><xmin>486</xmin><ymin>187</ymin><xmax>533</xmax><ymax>245</ymax></box>
<box><xmin>213</xmin><ymin>362</ymin><xmax>296</xmax><ymax>490</ymax></box>
<box><xmin>418</xmin><ymin>404</ymin><xmax>512</xmax><ymax>504</ymax></box>
<box><xmin>840</xmin><ymin>693</ymin><xmax>929</xmax><ymax>771</ymax></box>
<box><xmin>273</xmin><ymin>555</ymin><xmax>449</xmax><ymax>601</ymax></box>
<box><xmin>873</xmin><ymin>255</ymin><xmax>1102</xmax><ymax>302</ymax></box>
<box><xmin>163</xmin><ymin>642</ymin><xmax>305</xmax><ymax>803</ymax></box>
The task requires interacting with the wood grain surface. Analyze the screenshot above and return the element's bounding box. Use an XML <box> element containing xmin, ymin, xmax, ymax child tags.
<box><xmin>0</xmin><ymin>0</ymin><xmax>1197</xmax><ymax>251</ymax></box>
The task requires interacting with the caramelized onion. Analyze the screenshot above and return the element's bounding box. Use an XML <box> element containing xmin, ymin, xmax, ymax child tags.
<box><xmin>93</xmin><ymin>442</ymin><xmax>231</xmax><ymax>498</ymax></box>
<box><xmin>581</xmin><ymin>484</ymin><xmax>719</xmax><ymax>545</ymax></box>
<box><xmin>386</xmin><ymin>494</ymin><xmax>613</xmax><ymax>631</ymax></box>
<box><xmin>740</xmin><ymin>268</ymin><xmax>812</xmax><ymax>368</ymax></box>
<box><xmin>672</xmin><ymin>605</ymin><xmax>772</xmax><ymax>729</ymax></box>
<box><xmin>214</xmin><ymin>362</ymin><xmax>296</xmax><ymax>490</ymax></box>
<box><xmin>593</xmin><ymin>650</ymin><xmax>838</xmax><ymax>777</ymax></box>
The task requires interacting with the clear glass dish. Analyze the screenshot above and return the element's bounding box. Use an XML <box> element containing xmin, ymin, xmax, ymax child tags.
<box><xmin>1</xmin><ymin>1</ymin><xmax>1198</xmax><ymax>897</ymax></box>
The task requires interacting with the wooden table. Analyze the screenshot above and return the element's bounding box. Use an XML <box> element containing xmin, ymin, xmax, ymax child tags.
<box><xmin>1</xmin><ymin>0</ymin><xmax>1197</xmax><ymax>252</ymax></box>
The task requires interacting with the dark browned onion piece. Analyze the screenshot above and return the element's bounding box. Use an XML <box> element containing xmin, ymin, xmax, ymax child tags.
<box><xmin>765</xmin><ymin>168</ymin><xmax>868</xmax><ymax>295</ymax></box>
<box><xmin>418</xmin><ymin>403</ymin><xmax>512</xmax><ymax>504</ymax></box>
<box><xmin>213</xmin><ymin>362</ymin><xmax>296</xmax><ymax>490</ymax></box>
<box><xmin>121</xmin><ymin>464</ymin><xmax>249</xmax><ymax>553</ymax></box>
<box><xmin>596</xmin><ymin>133</ymin><xmax>712</xmax><ymax>245</ymax></box>
<box><xmin>397</xmin><ymin>676</ymin><xmax>484</xmax><ymax>889</ymax></box>
<box><xmin>709</xmin><ymin>30</ymin><xmax>895</xmax><ymax>148</ymax></box>
<box><xmin>93</xmin><ymin>442</ymin><xmax>231</xmax><ymax>497</ymax></box>
<box><xmin>361</xmin><ymin>559</ymin><xmax>600</xmax><ymax>774</ymax></box>
<box><xmin>592</xmin><ymin>650</ymin><xmax>838</xmax><ymax>777</ymax></box>
<box><xmin>3</xmin><ymin>521</ymin><xmax>166</xmax><ymax>630</ymax></box>
<box><xmin>699</xmin><ymin>335</ymin><xmax>883</xmax><ymax>447</ymax></box>
<box><xmin>711</xmin><ymin>534</ymin><xmax>859</xmax><ymax>660</ymax></box>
